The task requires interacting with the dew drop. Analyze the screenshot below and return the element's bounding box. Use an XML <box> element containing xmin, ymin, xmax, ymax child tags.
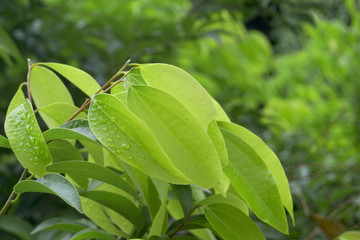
<box><xmin>122</xmin><ymin>143</ymin><xmax>131</xmax><ymax>150</ymax></box>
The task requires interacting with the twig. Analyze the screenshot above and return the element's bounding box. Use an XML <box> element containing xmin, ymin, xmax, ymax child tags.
<box><xmin>169</xmin><ymin>206</ymin><xmax>199</xmax><ymax>238</ymax></box>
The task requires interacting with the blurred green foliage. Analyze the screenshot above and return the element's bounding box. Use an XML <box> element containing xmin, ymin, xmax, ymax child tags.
<box><xmin>1</xmin><ymin>0</ymin><xmax>360</xmax><ymax>239</ymax></box>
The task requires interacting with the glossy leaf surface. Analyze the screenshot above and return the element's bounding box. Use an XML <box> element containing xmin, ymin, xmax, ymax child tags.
<box><xmin>6</xmin><ymin>83</ymin><xmax>25</xmax><ymax>117</ymax></box>
<box><xmin>14</xmin><ymin>173</ymin><xmax>82</xmax><ymax>213</ymax></box>
<box><xmin>127</xmin><ymin>85</ymin><xmax>222</xmax><ymax>188</ymax></box>
<box><xmin>70</xmin><ymin>228</ymin><xmax>116</xmax><ymax>240</ymax></box>
<box><xmin>0</xmin><ymin>135</ymin><xmax>10</xmax><ymax>149</ymax></box>
<box><xmin>197</xmin><ymin>193</ymin><xmax>248</xmax><ymax>215</ymax></box>
<box><xmin>88</xmin><ymin>93</ymin><xmax>190</xmax><ymax>184</ymax></box>
<box><xmin>5</xmin><ymin>99</ymin><xmax>52</xmax><ymax>176</ymax></box>
<box><xmin>31</xmin><ymin>217</ymin><xmax>88</xmax><ymax>234</ymax></box>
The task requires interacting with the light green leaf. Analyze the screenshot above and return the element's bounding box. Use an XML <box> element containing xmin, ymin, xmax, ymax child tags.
<box><xmin>127</xmin><ymin>85</ymin><xmax>222</xmax><ymax>188</ymax></box>
<box><xmin>149</xmin><ymin>200</ymin><xmax>168</xmax><ymax>237</ymax></box>
<box><xmin>172</xmin><ymin>237</ymin><xmax>201</xmax><ymax>240</ymax></box>
<box><xmin>14</xmin><ymin>173</ymin><xmax>82</xmax><ymax>213</ymax></box>
<box><xmin>0</xmin><ymin>135</ymin><xmax>10</xmax><ymax>149</ymax></box>
<box><xmin>70</xmin><ymin>228</ymin><xmax>116</xmax><ymax>240</ymax></box>
<box><xmin>171</xmin><ymin>184</ymin><xmax>193</xmax><ymax>216</ymax></box>
<box><xmin>0</xmin><ymin>215</ymin><xmax>32</xmax><ymax>240</ymax></box>
<box><xmin>204</xmin><ymin>203</ymin><xmax>265</xmax><ymax>240</ymax></box>
<box><xmin>220</xmin><ymin>127</ymin><xmax>288</xmax><ymax>233</ymax></box>
<box><xmin>335</xmin><ymin>231</ymin><xmax>360</xmax><ymax>240</ymax></box>
<box><xmin>42</xmin><ymin>63</ymin><xmax>101</xmax><ymax>96</ymax></box>
<box><xmin>30</xmin><ymin>66</ymin><xmax>73</xmax><ymax>109</ymax></box>
<box><xmin>138</xmin><ymin>63</ymin><xmax>217</xmax><ymax>128</ymax></box>
<box><xmin>38</xmin><ymin>103</ymin><xmax>87</xmax><ymax>129</ymax></box>
<box><xmin>113</xmin><ymin>92</ymin><xmax>127</xmax><ymax>105</ymax></box>
<box><xmin>218</xmin><ymin>121</ymin><xmax>294</xmax><ymax>223</ymax></box>
<box><xmin>31</xmin><ymin>217</ymin><xmax>88</xmax><ymax>234</ymax></box>
<box><xmin>81</xmin><ymin>141</ymin><xmax>104</xmax><ymax>165</ymax></box>
<box><xmin>46</xmin><ymin>160</ymin><xmax>139</xmax><ymax>200</ymax></box>
<box><xmin>5</xmin><ymin>99</ymin><xmax>52</xmax><ymax>176</ymax></box>
<box><xmin>212</xmin><ymin>99</ymin><xmax>230</xmax><ymax>122</ymax></box>
<box><xmin>197</xmin><ymin>193</ymin><xmax>248</xmax><ymax>215</ymax></box>
<box><xmin>80</xmin><ymin>190</ymin><xmax>144</xmax><ymax>231</ymax></box>
<box><xmin>7</xmin><ymin>83</ymin><xmax>25</xmax><ymax>117</ymax></box>
<box><xmin>110</xmin><ymin>81</ymin><xmax>127</xmax><ymax>94</ymax></box>
<box><xmin>213</xmin><ymin>173</ymin><xmax>230</xmax><ymax>197</ymax></box>
<box><xmin>88</xmin><ymin>93</ymin><xmax>190</xmax><ymax>184</ymax></box>
<box><xmin>207</xmin><ymin>120</ymin><xmax>228</xmax><ymax>166</ymax></box>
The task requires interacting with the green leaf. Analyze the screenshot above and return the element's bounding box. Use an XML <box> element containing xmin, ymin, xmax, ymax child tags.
<box><xmin>127</xmin><ymin>85</ymin><xmax>222</xmax><ymax>188</ymax></box>
<box><xmin>38</xmin><ymin>103</ymin><xmax>87</xmax><ymax>129</ymax></box>
<box><xmin>31</xmin><ymin>217</ymin><xmax>88</xmax><ymax>234</ymax></box>
<box><xmin>70</xmin><ymin>228</ymin><xmax>116</xmax><ymax>240</ymax></box>
<box><xmin>149</xmin><ymin>200</ymin><xmax>168</xmax><ymax>237</ymax></box>
<box><xmin>81</xmin><ymin>141</ymin><xmax>104</xmax><ymax>165</ymax></box>
<box><xmin>212</xmin><ymin>99</ymin><xmax>230</xmax><ymax>122</ymax></box>
<box><xmin>80</xmin><ymin>190</ymin><xmax>144</xmax><ymax>231</ymax></box>
<box><xmin>110</xmin><ymin>81</ymin><xmax>127</xmax><ymax>94</ymax></box>
<box><xmin>197</xmin><ymin>193</ymin><xmax>248</xmax><ymax>215</ymax></box>
<box><xmin>207</xmin><ymin>120</ymin><xmax>228</xmax><ymax>166</ymax></box>
<box><xmin>218</xmin><ymin>121</ymin><xmax>294</xmax><ymax>223</ymax></box>
<box><xmin>6</xmin><ymin>83</ymin><xmax>25</xmax><ymax>117</ymax></box>
<box><xmin>204</xmin><ymin>203</ymin><xmax>265</xmax><ymax>240</ymax></box>
<box><xmin>30</xmin><ymin>66</ymin><xmax>73</xmax><ymax>109</ymax></box>
<box><xmin>172</xmin><ymin>237</ymin><xmax>201</xmax><ymax>240</ymax></box>
<box><xmin>0</xmin><ymin>215</ymin><xmax>32</xmax><ymax>240</ymax></box>
<box><xmin>167</xmin><ymin>215</ymin><xmax>211</xmax><ymax>235</ymax></box>
<box><xmin>88</xmin><ymin>93</ymin><xmax>190</xmax><ymax>184</ymax></box>
<box><xmin>0</xmin><ymin>135</ymin><xmax>10</xmax><ymax>149</ymax></box>
<box><xmin>42</xmin><ymin>63</ymin><xmax>101</xmax><ymax>96</ymax></box>
<box><xmin>14</xmin><ymin>173</ymin><xmax>82</xmax><ymax>213</ymax></box>
<box><xmin>46</xmin><ymin>160</ymin><xmax>139</xmax><ymax>200</ymax></box>
<box><xmin>138</xmin><ymin>63</ymin><xmax>217</xmax><ymax>129</ymax></box>
<box><xmin>5</xmin><ymin>99</ymin><xmax>52</xmax><ymax>176</ymax></box>
<box><xmin>171</xmin><ymin>184</ymin><xmax>193</xmax><ymax>216</ymax></box>
<box><xmin>220</xmin><ymin>127</ymin><xmax>288</xmax><ymax>233</ymax></box>
<box><xmin>43</xmin><ymin>119</ymin><xmax>98</xmax><ymax>143</ymax></box>
<box><xmin>335</xmin><ymin>231</ymin><xmax>360</xmax><ymax>240</ymax></box>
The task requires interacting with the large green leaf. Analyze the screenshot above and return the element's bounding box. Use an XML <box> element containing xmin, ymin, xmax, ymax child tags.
<box><xmin>38</xmin><ymin>103</ymin><xmax>87</xmax><ymax>129</ymax></box>
<box><xmin>6</xmin><ymin>83</ymin><xmax>25</xmax><ymax>117</ymax></box>
<box><xmin>46</xmin><ymin>160</ymin><xmax>139</xmax><ymax>200</ymax></box>
<box><xmin>14</xmin><ymin>173</ymin><xmax>82</xmax><ymax>213</ymax></box>
<box><xmin>42</xmin><ymin>63</ymin><xmax>101</xmax><ymax>96</ymax></box>
<box><xmin>0</xmin><ymin>215</ymin><xmax>32</xmax><ymax>240</ymax></box>
<box><xmin>5</xmin><ymin>99</ymin><xmax>52</xmax><ymax>176</ymax></box>
<box><xmin>31</xmin><ymin>217</ymin><xmax>89</xmax><ymax>234</ymax></box>
<box><xmin>218</xmin><ymin>121</ymin><xmax>294</xmax><ymax>222</ymax></box>
<box><xmin>212</xmin><ymin>99</ymin><xmax>230</xmax><ymax>122</ymax></box>
<box><xmin>220</xmin><ymin>127</ymin><xmax>288</xmax><ymax>233</ymax></box>
<box><xmin>81</xmin><ymin>190</ymin><xmax>144</xmax><ymax>231</ymax></box>
<box><xmin>0</xmin><ymin>135</ymin><xmax>10</xmax><ymax>149</ymax></box>
<box><xmin>197</xmin><ymin>193</ymin><xmax>248</xmax><ymax>215</ymax></box>
<box><xmin>137</xmin><ymin>63</ymin><xmax>217</xmax><ymax>129</ymax></box>
<box><xmin>30</xmin><ymin>66</ymin><xmax>73</xmax><ymax>109</ymax></box>
<box><xmin>127</xmin><ymin>85</ymin><xmax>222</xmax><ymax>188</ymax></box>
<box><xmin>207</xmin><ymin>120</ymin><xmax>228</xmax><ymax>166</ymax></box>
<box><xmin>204</xmin><ymin>203</ymin><xmax>265</xmax><ymax>240</ymax></box>
<box><xmin>88</xmin><ymin>93</ymin><xmax>190</xmax><ymax>184</ymax></box>
<box><xmin>70</xmin><ymin>228</ymin><xmax>116</xmax><ymax>240</ymax></box>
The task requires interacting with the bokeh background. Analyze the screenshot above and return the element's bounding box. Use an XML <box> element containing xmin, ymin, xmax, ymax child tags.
<box><xmin>0</xmin><ymin>0</ymin><xmax>360</xmax><ymax>239</ymax></box>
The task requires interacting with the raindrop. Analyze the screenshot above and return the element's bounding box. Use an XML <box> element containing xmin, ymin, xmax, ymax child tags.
<box><xmin>122</xmin><ymin>143</ymin><xmax>131</xmax><ymax>150</ymax></box>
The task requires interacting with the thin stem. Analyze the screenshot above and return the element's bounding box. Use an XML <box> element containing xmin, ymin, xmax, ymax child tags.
<box><xmin>169</xmin><ymin>205</ymin><xmax>199</xmax><ymax>238</ymax></box>
<box><xmin>0</xmin><ymin>169</ymin><xmax>28</xmax><ymax>219</ymax></box>
<box><xmin>26</xmin><ymin>59</ymin><xmax>32</xmax><ymax>105</ymax></box>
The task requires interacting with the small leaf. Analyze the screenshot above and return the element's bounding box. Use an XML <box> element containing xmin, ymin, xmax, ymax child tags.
<box><xmin>81</xmin><ymin>190</ymin><xmax>144</xmax><ymax>231</ymax></box>
<box><xmin>6</xmin><ymin>83</ymin><xmax>25</xmax><ymax>117</ymax></box>
<box><xmin>335</xmin><ymin>231</ymin><xmax>360</xmax><ymax>240</ymax></box>
<box><xmin>0</xmin><ymin>135</ymin><xmax>10</xmax><ymax>149</ymax></box>
<box><xmin>204</xmin><ymin>203</ymin><xmax>265</xmax><ymax>240</ymax></box>
<box><xmin>88</xmin><ymin>93</ymin><xmax>190</xmax><ymax>184</ymax></box>
<box><xmin>30</xmin><ymin>66</ymin><xmax>73</xmax><ymax>109</ymax></box>
<box><xmin>46</xmin><ymin>160</ymin><xmax>139</xmax><ymax>200</ymax></box>
<box><xmin>219</xmin><ymin>121</ymin><xmax>294</xmax><ymax>223</ymax></box>
<box><xmin>197</xmin><ymin>193</ymin><xmax>248</xmax><ymax>215</ymax></box>
<box><xmin>171</xmin><ymin>184</ymin><xmax>193</xmax><ymax>216</ymax></box>
<box><xmin>42</xmin><ymin>63</ymin><xmax>101</xmax><ymax>96</ymax></box>
<box><xmin>0</xmin><ymin>215</ymin><xmax>32</xmax><ymax>240</ymax></box>
<box><xmin>14</xmin><ymin>173</ymin><xmax>82</xmax><ymax>213</ymax></box>
<box><xmin>127</xmin><ymin>85</ymin><xmax>222</xmax><ymax>188</ymax></box>
<box><xmin>5</xmin><ymin>99</ymin><xmax>52</xmax><ymax>176</ymax></box>
<box><xmin>149</xmin><ymin>201</ymin><xmax>168</xmax><ymax>237</ymax></box>
<box><xmin>38</xmin><ymin>103</ymin><xmax>87</xmax><ymax>129</ymax></box>
<box><xmin>70</xmin><ymin>228</ymin><xmax>116</xmax><ymax>240</ymax></box>
<box><xmin>31</xmin><ymin>217</ymin><xmax>88</xmax><ymax>234</ymax></box>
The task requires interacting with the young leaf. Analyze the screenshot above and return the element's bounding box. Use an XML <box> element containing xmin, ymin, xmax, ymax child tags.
<box><xmin>127</xmin><ymin>85</ymin><xmax>222</xmax><ymax>188</ymax></box>
<box><xmin>70</xmin><ymin>228</ymin><xmax>116</xmax><ymax>240</ymax></box>
<box><xmin>0</xmin><ymin>215</ymin><xmax>32</xmax><ymax>240</ymax></box>
<box><xmin>5</xmin><ymin>99</ymin><xmax>52</xmax><ymax>176</ymax></box>
<box><xmin>80</xmin><ymin>190</ymin><xmax>144</xmax><ymax>231</ymax></box>
<box><xmin>6</xmin><ymin>83</ymin><xmax>25</xmax><ymax>117</ymax></box>
<box><xmin>220</xmin><ymin>127</ymin><xmax>288</xmax><ymax>233</ymax></box>
<box><xmin>42</xmin><ymin>63</ymin><xmax>101</xmax><ymax>96</ymax></box>
<box><xmin>30</xmin><ymin>66</ymin><xmax>73</xmax><ymax>109</ymax></box>
<box><xmin>137</xmin><ymin>63</ymin><xmax>217</xmax><ymax>129</ymax></box>
<box><xmin>88</xmin><ymin>93</ymin><xmax>190</xmax><ymax>184</ymax></box>
<box><xmin>31</xmin><ymin>217</ymin><xmax>88</xmax><ymax>234</ymax></box>
<box><xmin>38</xmin><ymin>103</ymin><xmax>87</xmax><ymax>129</ymax></box>
<box><xmin>218</xmin><ymin>121</ymin><xmax>294</xmax><ymax>223</ymax></box>
<box><xmin>204</xmin><ymin>203</ymin><xmax>265</xmax><ymax>240</ymax></box>
<box><xmin>207</xmin><ymin>120</ymin><xmax>228</xmax><ymax>166</ymax></box>
<box><xmin>46</xmin><ymin>160</ymin><xmax>139</xmax><ymax>200</ymax></box>
<box><xmin>0</xmin><ymin>135</ymin><xmax>10</xmax><ymax>149</ymax></box>
<box><xmin>171</xmin><ymin>184</ymin><xmax>193</xmax><ymax>217</ymax></box>
<box><xmin>14</xmin><ymin>173</ymin><xmax>82</xmax><ymax>213</ymax></box>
